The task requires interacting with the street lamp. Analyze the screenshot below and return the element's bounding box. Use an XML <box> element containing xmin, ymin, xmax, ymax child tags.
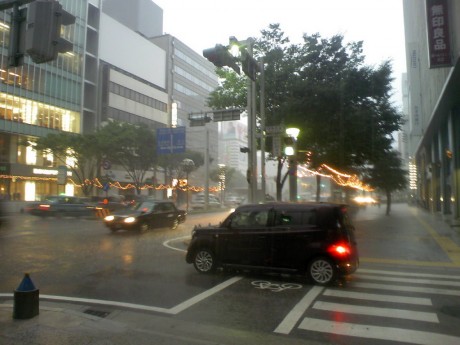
<box><xmin>285</xmin><ymin>128</ymin><xmax>300</xmax><ymax>202</ymax></box>
<box><xmin>180</xmin><ymin>159</ymin><xmax>195</xmax><ymax>211</ymax></box>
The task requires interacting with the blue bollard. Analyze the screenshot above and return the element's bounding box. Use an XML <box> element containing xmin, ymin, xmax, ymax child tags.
<box><xmin>13</xmin><ymin>273</ymin><xmax>39</xmax><ymax>319</ymax></box>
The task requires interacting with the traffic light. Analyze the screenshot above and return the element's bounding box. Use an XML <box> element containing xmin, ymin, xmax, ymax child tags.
<box><xmin>241</xmin><ymin>49</ymin><xmax>260</xmax><ymax>81</ymax></box>
<box><xmin>25</xmin><ymin>0</ymin><xmax>75</xmax><ymax>64</ymax></box>
<box><xmin>203</xmin><ymin>44</ymin><xmax>240</xmax><ymax>74</ymax></box>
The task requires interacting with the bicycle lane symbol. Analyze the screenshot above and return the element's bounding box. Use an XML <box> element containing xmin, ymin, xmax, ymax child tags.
<box><xmin>251</xmin><ymin>280</ymin><xmax>303</xmax><ymax>293</ymax></box>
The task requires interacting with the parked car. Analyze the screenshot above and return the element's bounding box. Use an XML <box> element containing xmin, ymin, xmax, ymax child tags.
<box><xmin>191</xmin><ymin>194</ymin><xmax>222</xmax><ymax>210</ymax></box>
<box><xmin>103</xmin><ymin>199</ymin><xmax>186</xmax><ymax>232</ymax></box>
<box><xmin>90</xmin><ymin>196</ymin><xmax>128</xmax><ymax>212</ymax></box>
<box><xmin>186</xmin><ymin>202</ymin><xmax>359</xmax><ymax>285</ymax></box>
<box><xmin>224</xmin><ymin>195</ymin><xmax>243</xmax><ymax>207</ymax></box>
<box><xmin>27</xmin><ymin>196</ymin><xmax>96</xmax><ymax>218</ymax></box>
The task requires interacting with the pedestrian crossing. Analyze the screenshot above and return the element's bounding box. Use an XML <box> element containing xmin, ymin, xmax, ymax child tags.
<box><xmin>276</xmin><ymin>268</ymin><xmax>460</xmax><ymax>344</ymax></box>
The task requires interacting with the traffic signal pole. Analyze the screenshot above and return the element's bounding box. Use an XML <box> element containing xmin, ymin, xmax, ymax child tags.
<box><xmin>202</xmin><ymin>37</ymin><xmax>261</xmax><ymax>203</ymax></box>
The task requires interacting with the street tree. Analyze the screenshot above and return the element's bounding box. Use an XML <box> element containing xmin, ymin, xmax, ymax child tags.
<box><xmin>364</xmin><ymin>150</ymin><xmax>408</xmax><ymax>215</ymax></box>
<box><xmin>34</xmin><ymin>132</ymin><xmax>100</xmax><ymax>196</ymax></box>
<box><xmin>157</xmin><ymin>151</ymin><xmax>204</xmax><ymax>187</ymax></box>
<box><xmin>96</xmin><ymin>121</ymin><xmax>157</xmax><ymax>195</ymax></box>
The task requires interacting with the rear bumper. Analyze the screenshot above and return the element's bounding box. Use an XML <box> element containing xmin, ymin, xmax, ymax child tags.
<box><xmin>337</xmin><ymin>257</ymin><xmax>359</xmax><ymax>275</ymax></box>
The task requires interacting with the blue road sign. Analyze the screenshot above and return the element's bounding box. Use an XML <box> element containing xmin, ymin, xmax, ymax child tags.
<box><xmin>157</xmin><ymin>127</ymin><xmax>186</xmax><ymax>154</ymax></box>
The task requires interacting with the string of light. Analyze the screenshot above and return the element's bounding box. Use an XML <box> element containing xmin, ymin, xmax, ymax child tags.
<box><xmin>297</xmin><ymin>164</ymin><xmax>374</xmax><ymax>192</ymax></box>
<box><xmin>1</xmin><ymin>162</ymin><xmax>373</xmax><ymax>192</ymax></box>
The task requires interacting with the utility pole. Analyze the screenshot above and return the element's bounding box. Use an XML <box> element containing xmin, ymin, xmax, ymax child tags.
<box><xmin>247</xmin><ymin>39</ymin><xmax>257</xmax><ymax>203</ymax></box>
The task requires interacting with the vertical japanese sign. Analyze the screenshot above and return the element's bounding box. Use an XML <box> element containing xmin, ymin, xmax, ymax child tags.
<box><xmin>426</xmin><ymin>0</ymin><xmax>452</xmax><ymax>68</ymax></box>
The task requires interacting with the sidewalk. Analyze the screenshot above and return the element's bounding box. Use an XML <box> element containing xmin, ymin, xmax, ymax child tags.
<box><xmin>0</xmin><ymin>300</ymin><xmax>321</xmax><ymax>345</ymax></box>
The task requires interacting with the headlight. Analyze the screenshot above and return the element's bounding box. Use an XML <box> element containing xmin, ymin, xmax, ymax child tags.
<box><xmin>124</xmin><ymin>217</ymin><xmax>136</xmax><ymax>224</ymax></box>
<box><xmin>104</xmin><ymin>215</ymin><xmax>114</xmax><ymax>221</ymax></box>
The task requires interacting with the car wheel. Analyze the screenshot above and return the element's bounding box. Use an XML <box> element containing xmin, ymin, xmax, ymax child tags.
<box><xmin>193</xmin><ymin>248</ymin><xmax>216</xmax><ymax>274</ymax></box>
<box><xmin>308</xmin><ymin>257</ymin><xmax>337</xmax><ymax>285</ymax></box>
<box><xmin>139</xmin><ymin>223</ymin><xmax>149</xmax><ymax>232</ymax></box>
<box><xmin>170</xmin><ymin>219</ymin><xmax>179</xmax><ymax>230</ymax></box>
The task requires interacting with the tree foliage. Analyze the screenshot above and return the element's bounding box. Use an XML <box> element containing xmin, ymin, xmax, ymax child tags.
<box><xmin>35</xmin><ymin>132</ymin><xmax>100</xmax><ymax>196</ymax></box>
<box><xmin>33</xmin><ymin>122</ymin><xmax>204</xmax><ymax>197</ymax></box>
<box><xmin>364</xmin><ymin>150</ymin><xmax>408</xmax><ymax>215</ymax></box>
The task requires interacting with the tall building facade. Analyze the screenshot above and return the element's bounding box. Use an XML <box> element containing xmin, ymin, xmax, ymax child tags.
<box><xmin>0</xmin><ymin>0</ymin><xmax>219</xmax><ymax>201</ymax></box>
<box><xmin>149</xmin><ymin>34</ymin><xmax>220</xmax><ymax>185</ymax></box>
<box><xmin>403</xmin><ymin>0</ymin><xmax>460</xmax><ymax>220</ymax></box>
<box><xmin>0</xmin><ymin>0</ymin><xmax>87</xmax><ymax>201</ymax></box>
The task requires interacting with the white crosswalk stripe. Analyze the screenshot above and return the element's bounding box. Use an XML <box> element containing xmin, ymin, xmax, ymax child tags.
<box><xmin>322</xmin><ymin>289</ymin><xmax>432</xmax><ymax>305</ymax></box>
<box><xmin>276</xmin><ymin>268</ymin><xmax>460</xmax><ymax>344</ymax></box>
<box><xmin>298</xmin><ymin>318</ymin><xmax>460</xmax><ymax>345</ymax></box>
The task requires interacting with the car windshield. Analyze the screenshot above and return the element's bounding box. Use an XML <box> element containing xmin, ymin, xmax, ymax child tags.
<box><xmin>130</xmin><ymin>201</ymin><xmax>156</xmax><ymax>212</ymax></box>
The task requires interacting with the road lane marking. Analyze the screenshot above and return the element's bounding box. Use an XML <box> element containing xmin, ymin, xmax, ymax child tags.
<box><xmin>298</xmin><ymin>318</ymin><xmax>460</xmax><ymax>345</ymax></box>
<box><xmin>1</xmin><ymin>276</ymin><xmax>242</xmax><ymax>315</ymax></box>
<box><xmin>353</xmin><ymin>282</ymin><xmax>460</xmax><ymax>296</ymax></box>
<box><xmin>313</xmin><ymin>301</ymin><xmax>438</xmax><ymax>322</ymax></box>
<box><xmin>168</xmin><ymin>276</ymin><xmax>242</xmax><ymax>314</ymax></box>
<box><xmin>323</xmin><ymin>289</ymin><xmax>432</xmax><ymax>305</ymax></box>
<box><xmin>274</xmin><ymin>286</ymin><xmax>324</xmax><ymax>334</ymax></box>
<box><xmin>163</xmin><ymin>235</ymin><xmax>190</xmax><ymax>252</ymax></box>
<box><xmin>358</xmin><ymin>268</ymin><xmax>460</xmax><ymax>279</ymax></box>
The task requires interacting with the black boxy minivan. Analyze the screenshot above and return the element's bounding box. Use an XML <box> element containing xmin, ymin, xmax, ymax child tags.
<box><xmin>186</xmin><ymin>202</ymin><xmax>359</xmax><ymax>285</ymax></box>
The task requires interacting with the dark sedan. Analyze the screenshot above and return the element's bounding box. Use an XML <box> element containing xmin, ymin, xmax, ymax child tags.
<box><xmin>27</xmin><ymin>196</ymin><xmax>96</xmax><ymax>218</ymax></box>
<box><xmin>103</xmin><ymin>199</ymin><xmax>186</xmax><ymax>232</ymax></box>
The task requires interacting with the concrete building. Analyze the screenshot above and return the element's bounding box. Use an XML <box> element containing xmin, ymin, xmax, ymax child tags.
<box><xmin>101</xmin><ymin>0</ymin><xmax>220</xmax><ymax>191</ymax></box>
<box><xmin>149</xmin><ymin>34</ymin><xmax>220</xmax><ymax>185</ymax></box>
<box><xmin>403</xmin><ymin>0</ymin><xmax>460</xmax><ymax>220</ymax></box>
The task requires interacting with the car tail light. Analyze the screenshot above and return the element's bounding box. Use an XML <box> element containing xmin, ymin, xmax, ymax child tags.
<box><xmin>38</xmin><ymin>204</ymin><xmax>51</xmax><ymax>211</ymax></box>
<box><xmin>328</xmin><ymin>242</ymin><xmax>351</xmax><ymax>257</ymax></box>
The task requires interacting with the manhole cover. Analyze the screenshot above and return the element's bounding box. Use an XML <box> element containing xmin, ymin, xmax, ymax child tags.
<box><xmin>440</xmin><ymin>305</ymin><xmax>460</xmax><ymax>318</ymax></box>
<box><xmin>83</xmin><ymin>309</ymin><xmax>111</xmax><ymax>318</ymax></box>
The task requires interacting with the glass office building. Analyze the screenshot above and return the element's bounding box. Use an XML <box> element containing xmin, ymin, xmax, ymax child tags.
<box><xmin>0</xmin><ymin>0</ymin><xmax>86</xmax><ymax>201</ymax></box>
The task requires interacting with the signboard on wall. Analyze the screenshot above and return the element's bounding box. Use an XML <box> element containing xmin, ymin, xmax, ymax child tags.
<box><xmin>157</xmin><ymin>127</ymin><xmax>186</xmax><ymax>155</ymax></box>
<box><xmin>426</xmin><ymin>0</ymin><xmax>452</xmax><ymax>68</ymax></box>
